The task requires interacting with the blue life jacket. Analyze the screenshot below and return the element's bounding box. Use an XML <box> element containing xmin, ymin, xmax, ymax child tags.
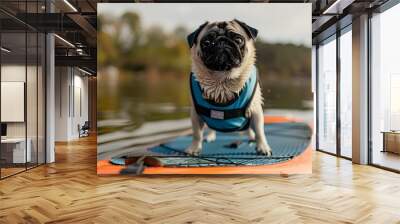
<box><xmin>190</xmin><ymin>66</ymin><xmax>258</xmax><ymax>132</ymax></box>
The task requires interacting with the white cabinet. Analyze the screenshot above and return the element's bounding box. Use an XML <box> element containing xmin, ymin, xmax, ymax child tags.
<box><xmin>1</xmin><ymin>138</ymin><xmax>32</xmax><ymax>163</ymax></box>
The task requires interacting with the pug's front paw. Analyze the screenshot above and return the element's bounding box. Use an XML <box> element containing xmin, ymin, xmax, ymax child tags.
<box><xmin>256</xmin><ymin>142</ymin><xmax>272</xmax><ymax>156</ymax></box>
<box><xmin>186</xmin><ymin>143</ymin><xmax>202</xmax><ymax>156</ymax></box>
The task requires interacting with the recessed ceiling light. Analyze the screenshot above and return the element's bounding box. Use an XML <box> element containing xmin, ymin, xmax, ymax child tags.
<box><xmin>54</xmin><ymin>34</ymin><xmax>75</xmax><ymax>48</ymax></box>
<box><xmin>323</xmin><ymin>0</ymin><xmax>354</xmax><ymax>15</ymax></box>
<box><xmin>63</xmin><ymin>0</ymin><xmax>78</xmax><ymax>12</ymax></box>
<box><xmin>78</xmin><ymin>67</ymin><xmax>93</xmax><ymax>76</ymax></box>
<box><xmin>1</xmin><ymin>47</ymin><xmax>11</xmax><ymax>53</ymax></box>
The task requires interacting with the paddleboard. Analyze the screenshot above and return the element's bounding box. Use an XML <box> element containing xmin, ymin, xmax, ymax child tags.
<box><xmin>97</xmin><ymin>116</ymin><xmax>313</xmax><ymax>175</ymax></box>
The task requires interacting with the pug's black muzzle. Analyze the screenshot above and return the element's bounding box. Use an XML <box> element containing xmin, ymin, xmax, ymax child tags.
<box><xmin>201</xmin><ymin>36</ymin><xmax>243</xmax><ymax>71</ymax></box>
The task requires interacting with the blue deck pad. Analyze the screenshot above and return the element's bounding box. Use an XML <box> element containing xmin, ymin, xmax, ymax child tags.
<box><xmin>149</xmin><ymin>122</ymin><xmax>312</xmax><ymax>167</ymax></box>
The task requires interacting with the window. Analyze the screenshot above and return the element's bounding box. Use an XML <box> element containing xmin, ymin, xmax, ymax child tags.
<box><xmin>339</xmin><ymin>28</ymin><xmax>352</xmax><ymax>158</ymax></box>
<box><xmin>317</xmin><ymin>36</ymin><xmax>337</xmax><ymax>154</ymax></box>
<box><xmin>371</xmin><ymin>3</ymin><xmax>400</xmax><ymax>171</ymax></box>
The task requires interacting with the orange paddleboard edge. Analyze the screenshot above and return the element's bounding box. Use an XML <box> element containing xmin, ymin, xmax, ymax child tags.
<box><xmin>97</xmin><ymin>115</ymin><xmax>313</xmax><ymax>175</ymax></box>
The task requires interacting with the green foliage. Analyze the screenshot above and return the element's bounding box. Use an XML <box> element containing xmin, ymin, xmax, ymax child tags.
<box><xmin>98</xmin><ymin>12</ymin><xmax>310</xmax><ymax>80</ymax></box>
<box><xmin>255</xmin><ymin>42</ymin><xmax>311</xmax><ymax>79</ymax></box>
<box><xmin>98</xmin><ymin>12</ymin><xmax>190</xmax><ymax>74</ymax></box>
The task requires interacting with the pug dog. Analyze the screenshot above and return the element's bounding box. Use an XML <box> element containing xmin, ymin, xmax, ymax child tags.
<box><xmin>186</xmin><ymin>19</ymin><xmax>272</xmax><ymax>156</ymax></box>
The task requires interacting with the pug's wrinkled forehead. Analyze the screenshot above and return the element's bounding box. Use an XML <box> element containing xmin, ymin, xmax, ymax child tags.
<box><xmin>187</xmin><ymin>19</ymin><xmax>258</xmax><ymax>48</ymax></box>
<box><xmin>202</xmin><ymin>21</ymin><xmax>247</xmax><ymax>39</ymax></box>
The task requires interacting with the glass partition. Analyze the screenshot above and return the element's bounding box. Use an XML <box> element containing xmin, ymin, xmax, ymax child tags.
<box><xmin>0</xmin><ymin>2</ymin><xmax>46</xmax><ymax>179</ymax></box>
<box><xmin>317</xmin><ymin>35</ymin><xmax>337</xmax><ymax>154</ymax></box>
<box><xmin>1</xmin><ymin>30</ymin><xmax>28</xmax><ymax>177</ymax></box>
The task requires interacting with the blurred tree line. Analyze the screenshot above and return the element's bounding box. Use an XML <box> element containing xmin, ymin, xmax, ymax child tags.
<box><xmin>98</xmin><ymin>12</ymin><xmax>311</xmax><ymax>80</ymax></box>
<box><xmin>98</xmin><ymin>12</ymin><xmax>190</xmax><ymax>73</ymax></box>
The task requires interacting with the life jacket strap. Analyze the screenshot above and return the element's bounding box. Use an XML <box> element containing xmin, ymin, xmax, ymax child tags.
<box><xmin>194</xmin><ymin>104</ymin><xmax>247</xmax><ymax>120</ymax></box>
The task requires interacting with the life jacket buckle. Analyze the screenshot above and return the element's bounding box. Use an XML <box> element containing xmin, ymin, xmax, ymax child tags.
<box><xmin>210</xmin><ymin>110</ymin><xmax>224</xmax><ymax>120</ymax></box>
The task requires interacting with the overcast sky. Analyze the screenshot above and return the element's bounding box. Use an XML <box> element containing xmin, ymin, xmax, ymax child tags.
<box><xmin>98</xmin><ymin>3</ymin><xmax>311</xmax><ymax>47</ymax></box>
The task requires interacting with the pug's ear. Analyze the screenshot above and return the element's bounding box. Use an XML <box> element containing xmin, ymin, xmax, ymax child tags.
<box><xmin>234</xmin><ymin>19</ymin><xmax>258</xmax><ymax>40</ymax></box>
<box><xmin>187</xmin><ymin>21</ymin><xmax>209</xmax><ymax>48</ymax></box>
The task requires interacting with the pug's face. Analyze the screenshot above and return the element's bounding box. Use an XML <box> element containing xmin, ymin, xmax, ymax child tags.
<box><xmin>188</xmin><ymin>20</ymin><xmax>258</xmax><ymax>72</ymax></box>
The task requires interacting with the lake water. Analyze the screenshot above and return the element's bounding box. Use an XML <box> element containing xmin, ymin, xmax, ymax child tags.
<box><xmin>97</xmin><ymin>67</ymin><xmax>313</xmax><ymax>159</ymax></box>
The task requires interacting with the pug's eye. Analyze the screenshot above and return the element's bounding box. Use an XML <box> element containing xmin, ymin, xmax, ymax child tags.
<box><xmin>234</xmin><ymin>37</ymin><xmax>243</xmax><ymax>45</ymax></box>
<box><xmin>202</xmin><ymin>40</ymin><xmax>211</xmax><ymax>47</ymax></box>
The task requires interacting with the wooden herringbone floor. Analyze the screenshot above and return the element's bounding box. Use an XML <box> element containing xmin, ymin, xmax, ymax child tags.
<box><xmin>1</xmin><ymin>135</ymin><xmax>400</xmax><ymax>224</ymax></box>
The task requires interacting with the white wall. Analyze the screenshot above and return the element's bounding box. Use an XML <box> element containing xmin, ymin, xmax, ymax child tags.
<box><xmin>55</xmin><ymin>67</ymin><xmax>70</xmax><ymax>141</ymax></box>
<box><xmin>55</xmin><ymin>67</ymin><xmax>89</xmax><ymax>141</ymax></box>
<box><xmin>76</xmin><ymin>71</ymin><xmax>89</xmax><ymax>138</ymax></box>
